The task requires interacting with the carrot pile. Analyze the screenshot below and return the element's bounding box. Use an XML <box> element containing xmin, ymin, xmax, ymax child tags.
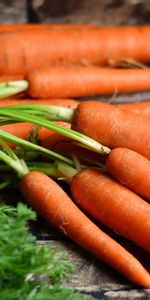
<box><xmin>0</xmin><ymin>23</ymin><xmax>150</xmax><ymax>290</ymax></box>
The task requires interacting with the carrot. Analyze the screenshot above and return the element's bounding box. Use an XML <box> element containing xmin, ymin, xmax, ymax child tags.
<box><xmin>72</xmin><ymin>101</ymin><xmax>150</xmax><ymax>160</ymax></box>
<box><xmin>25</xmin><ymin>66</ymin><xmax>150</xmax><ymax>99</ymax></box>
<box><xmin>118</xmin><ymin>101</ymin><xmax>150</xmax><ymax>117</ymax></box>
<box><xmin>1</xmin><ymin>25</ymin><xmax>150</xmax><ymax>75</ymax></box>
<box><xmin>19</xmin><ymin>170</ymin><xmax>150</xmax><ymax>287</ymax></box>
<box><xmin>106</xmin><ymin>147</ymin><xmax>150</xmax><ymax>201</ymax></box>
<box><xmin>70</xmin><ymin>168</ymin><xmax>150</xmax><ymax>253</ymax></box>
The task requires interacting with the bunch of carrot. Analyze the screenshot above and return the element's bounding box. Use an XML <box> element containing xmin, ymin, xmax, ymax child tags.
<box><xmin>0</xmin><ymin>23</ymin><xmax>150</xmax><ymax>290</ymax></box>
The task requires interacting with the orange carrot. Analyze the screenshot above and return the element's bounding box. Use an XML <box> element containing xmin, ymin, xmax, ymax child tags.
<box><xmin>106</xmin><ymin>147</ymin><xmax>150</xmax><ymax>201</ymax></box>
<box><xmin>118</xmin><ymin>101</ymin><xmax>150</xmax><ymax>117</ymax></box>
<box><xmin>1</xmin><ymin>25</ymin><xmax>150</xmax><ymax>75</ymax></box>
<box><xmin>20</xmin><ymin>170</ymin><xmax>150</xmax><ymax>288</ymax></box>
<box><xmin>71</xmin><ymin>168</ymin><xmax>150</xmax><ymax>253</ymax></box>
<box><xmin>26</xmin><ymin>66</ymin><xmax>150</xmax><ymax>99</ymax></box>
<box><xmin>72</xmin><ymin>101</ymin><xmax>150</xmax><ymax>160</ymax></box>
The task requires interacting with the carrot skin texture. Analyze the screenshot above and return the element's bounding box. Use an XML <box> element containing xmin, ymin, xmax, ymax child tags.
<box><xmin>72</xmin><ymin>101</ymin><xmax>150</xmax><ymax>160</ymax></box>
<box><xmin>1</xmin><ymin>26</ymin><xmax>150</xmax><ymax>75</ymax></box>
<box><xmin>71</xmin><ymin>169</ymin><xmax>150</xmax><ymax>253</ymax></box>
<box><xmin>118</xmin><ymin>102</ymin><xmax>150</xmax><ymax>117</ymax></box>
<box><xmin>106</xmin><ymin>147</ymin><xmax>150</xmax><ymax>201</ymax></box>
<box><xmin>20</xmin><ymin>171</ymin><xmax>150</xmax><ymax>288</ymax></box>
<box><xmin>26</xmin><ymin>66</ymin><xmax>150</xmax><ymax>99</ymax></box>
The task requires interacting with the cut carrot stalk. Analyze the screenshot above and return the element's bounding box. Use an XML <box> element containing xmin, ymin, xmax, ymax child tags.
<box><xmin>0</xmin><ymin>80</ymin><xmax>28</xmax><ymax>98</ymax></box>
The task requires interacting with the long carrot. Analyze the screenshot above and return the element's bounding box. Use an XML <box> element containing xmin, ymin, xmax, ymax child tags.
<box><xmin>70</xmin><ymin>168</ymin><xmax>150</xmax><ymax>253</ymax></box>
<box><xmin>5</xmin><ymin>66</ymin><xmax>150</xmax><ymax>99</ymax></box>
<box><xmin>19</xmin><ymin>171</ymin><xmax>150</xmax><ymax>287</ymax></box>
<box><xmin>106</xmin><ymin>147</ymin><xmax>150</xmax><ymax>201</ymax></box>
<box><xmin>1</xmin><ymin>26</ymin><xmax>150</xmax><ymax>75</ymax></box>
<box><xmin>71</xmin><ymin>101</ymin><xmax>150</xmax><ymax>160</ymax></box>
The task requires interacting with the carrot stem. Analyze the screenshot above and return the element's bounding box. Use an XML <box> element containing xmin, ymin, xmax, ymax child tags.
<box><xmin>0</xmin><ymin>129</ymin><xmax>73</xmax><ymax>165</ymax></box>
<box><xmin>0</xmin><ymin>150</ymin><xmax>29</xmax><ymax>178</ymax></box>
<box><xmin>0</xmin><ymin>108</ymin><xmax>110</xmax><ymax>154</ymax></box>
<box><xmin>0</xmin><ymin>80</ymin><xmax>28</xmax><ymax>98</ymax></box>
<box><xmin>2</xmin><ymin>104</ymin><xmax>75</xmax><ymax>122</ymax></box>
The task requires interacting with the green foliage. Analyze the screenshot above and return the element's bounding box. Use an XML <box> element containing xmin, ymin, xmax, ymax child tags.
<box><xmin>0</xmin><ymin>203</ymin><xmax>86</xmax><ymax>300</ymax></box>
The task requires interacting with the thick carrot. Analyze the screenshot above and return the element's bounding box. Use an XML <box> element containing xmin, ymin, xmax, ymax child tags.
<box><xmin>72</xmin><ymin>101</ymin><xmax>150</xmax><ymax>160</ymax></box>
<box><xmin>20</xmin><ymin>170</ymin><xmax>150</xmax><ymax>287</ymax></box>
<box><xmin>0</xmin><ymin>98</ymin><xmax>79</xmax><ymax>108</ymax></box>
<box><xmin>1</xmin><ymin>26</ymin><xmax>150</xmax><ymax>75</ymax></box>
<box><xmin>71</xmin><ymin>168</ymin><xmax>150</xmax><ymax>253</ymax></box>
<box><xmin>106</xmin><ymin>147</ymin><xmax>150</xmax><ymax>201</ymax></box>
<box><xmin>26</xmin><ymin>66</ymin><xmax>150</xmax><ymax>99</ymax></box>
<box><xmin>118</xmin><ymin>101</ymin><xmax>150</xmax><ymax>117</ymax></box>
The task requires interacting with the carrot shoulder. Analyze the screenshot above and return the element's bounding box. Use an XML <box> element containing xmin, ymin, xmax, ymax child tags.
<box><xmin>71</xmin><ymin>168</ymin><xmax>150</xmax><ymax>253</ymax></box>
<box><xmin>20</xmin><ymin>171</ymin><xmax>150</xmax><ymax>288</ymax></box>
<box><xmin>106</xmin><ymin>147</ymin><xmax>150</xmax><ymax>201</ymax></box>
<box><xmin>72</xmin><ymin>101</ymin><xmax>150</xmax><ymax>160</ymax></box>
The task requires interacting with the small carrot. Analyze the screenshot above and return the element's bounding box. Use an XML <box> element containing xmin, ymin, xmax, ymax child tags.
<box><xmin>1</xmin><ymin>25</ymin><xmax>150</xmax><ymax>75</ymax></box>
<box><xmin>71</xmin><ymin>101</ymin><xmax>150</xmax><ymax>160</ymax></box>
<box><xmin>13</xmin><ymin>66</ymin><xmax>150</xmax><ymax>99</ymax></box>
<box><xmin>106</xmin><ymin>147</ymin><xmax>150</xmax><ymax>201</ymax></box>
<box><xmin>118</xmin><ymin>101</ymin><xmax>150</xmax><ymax>117</ymax></box>
<box><xmin>19</xmin><ymin>171</ymin><xmax>150</xmax><ymax>288</ymax></box>
<box><xmin>70</xmin><ymin>168</ymin><xmax>150</xmax><ymax>253</ymax></box>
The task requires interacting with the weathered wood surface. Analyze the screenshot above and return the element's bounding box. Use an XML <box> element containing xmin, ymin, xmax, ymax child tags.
<box><xmin>30</xmin><ymin>0</ymin><xmax>150</xmax><ymax>26</ymax></box>
<box><xmin>0</xmin><ymin>0</ymin><xmax>150</xmax><ymax>25</ymax></box>
<box><xmin>0</xmin><ymin>0</ymin><xmax>27</xmax><ymax>23</ymax></box>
